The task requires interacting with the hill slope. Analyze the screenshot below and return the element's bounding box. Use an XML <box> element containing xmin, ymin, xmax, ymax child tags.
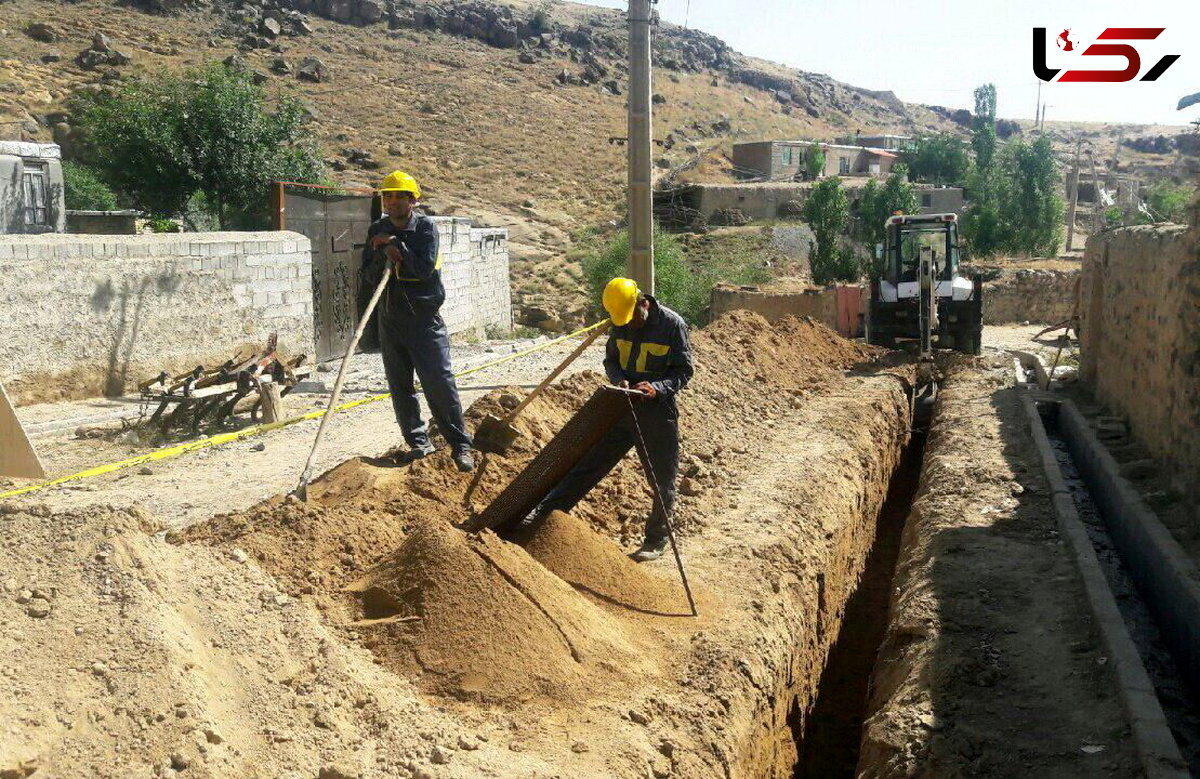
<box><xmin>0</xmin><ymin>0</ymin><xmax>1188</xmax><ymax>320</ymax></box>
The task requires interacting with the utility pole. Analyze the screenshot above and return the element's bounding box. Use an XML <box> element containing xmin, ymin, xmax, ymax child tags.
<box><xmin>1035</xmin><ymin>81</ymin><xmax>1042</xmax><ymax>133</ymax></box>
<box><xmin>627</xmin><ymin>0</ymin><xmax>654</xmax><ymax>295</ymax></box>
<box><xmin>1065</xmin><ymin>136</ymin><xmax>1081</xmax><ymax>251</ymax></box>
<box><xmin>1087</xmin><ymin>148</ymin><xmax>1103</xmax><ymax>233</ymax></box>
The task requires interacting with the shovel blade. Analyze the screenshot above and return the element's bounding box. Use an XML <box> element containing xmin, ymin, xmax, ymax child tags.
<box><xmin>474</xmin><ymin>413</ymin><xmax>520</xmax><ymax>454</ymax></box>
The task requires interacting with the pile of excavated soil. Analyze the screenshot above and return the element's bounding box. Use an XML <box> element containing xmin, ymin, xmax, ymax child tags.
<box><xmin>524</xmin><ymin>511</ymin><xmax>690</xmax><ymax>618</ymax></box>
<box><xmin>2</xmin><ymin>312</ymin><xmax>920</xmax><ymax>778</ymax></box>
<box><xmin>175</xmin><ymin>312</ymin><xmax>887</xmax><ymax>700</ymax></box>
<box><xmin>0</xmin><ymin>504</ymin><xmax>555</xmax><ymax>778</ymax></box>
<box><xmin>346</xmin><ymin>516</ymin><xmax>655</xmax><ymax>704</ymax></box>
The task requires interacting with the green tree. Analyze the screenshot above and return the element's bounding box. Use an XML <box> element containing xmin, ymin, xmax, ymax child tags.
<box><xmin>971</xmin><ymin>83</ymin><xmax>998</xmax><ymax>172</ymax></box>
<box><xmin>71</xmin><ymin>63</ymin><xmax>324</xmax><ymax>228</ymax></box>
<box><xmin>1143</xmin><ymin>180</ymin><xmax>1195</xmax><ymax>223</ymax></box>
<box><xmin>997</xmin><ymin>135</ymin><xmax>1063</xmax><ymax>256</ymax></box>
<box><xmin>804</xmin><ymin>177</ymin><xmax>857</xmax><ymax>284</ymax></box>
<box><xmin>963</xmin><ymin>134</ymin><xmax>1063</xmax><ymax>257</ymax></box>
<box><xmin>580</xmin><ymin>227</ymin><xmax>769</xmax><ymax>326</ymax></box>
<box><xmin>804</xmin><ymin>145</ymin><xmax>826</xmax><ymax>181</ymax></box>
<box><xmin>962</xmin><ymin>82</ymin><xmax>1006</xmax><ymax>255</ymax></box>
<box><xmin>62</xmin><ymin>161</ymin><xmax>118</xmax><ymax>211</ymax></box>
<box><xmin>961</xmin><ymin>166</ymin><xmax>1004</xmax><ymax>256</ymax></box>
<box><xmin>858</xmin><ymin>166</ymin><xmax>918</xmax><ymax>245</ymax></box>
<box><xmin>903</xmin><ymin>133</ymin><xmax>970</xmax><ymax>185</ymax></box>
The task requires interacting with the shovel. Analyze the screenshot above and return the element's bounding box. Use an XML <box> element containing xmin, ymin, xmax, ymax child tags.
<box><xmin>474</xmin><ymin>322</ymin><xmax>609</xmax><ymax>454</ymax></box>
<box><xmin>292</xmin><ymin>262</ymin><xmax>392</xmax><ymax>501</ymax></box>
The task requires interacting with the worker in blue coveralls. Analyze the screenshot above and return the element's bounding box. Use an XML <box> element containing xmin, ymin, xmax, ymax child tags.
<box><xmin>522</xmin><ymin>277</ymin><xmax>694</xmax><ymax>562</ymax></box>
<box><xmin>362</xmin><ymin>170</ymin><xmax>474</xmax><ymax>472</ymax></box>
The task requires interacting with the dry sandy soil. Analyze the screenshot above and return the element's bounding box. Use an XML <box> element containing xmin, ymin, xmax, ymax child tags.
<box><xmin>0</xmin><ymin>315</ymin><xmax>1152</xmax><ymax>778</ymax></box>
<box><xmin>859</xmin><ymin>358</ymin><xmax>1136</xmax><ymax>777</ymax></box>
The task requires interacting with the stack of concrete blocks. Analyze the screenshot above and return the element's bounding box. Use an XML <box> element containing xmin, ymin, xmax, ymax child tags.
<box><xmin>430</xmin><ymin>217</ymin><xmax>512</xmax><ymax>338</ymax></box>
<box><xmin>0</xmin><ymin>231</ymin><xmax>312</xmax><ymax>403</ymax></box>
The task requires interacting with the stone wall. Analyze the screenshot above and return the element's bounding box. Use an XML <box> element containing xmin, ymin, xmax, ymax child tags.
<box><xmin>1080</xmin><ymin>224</ymin><xmax>1200</xmax><ymax>511</ymax></box>
<box><xmin>0</xmin><ymin>231</ymin><xmax>314</xmax><ymax>405</ymax></box>
<box><xmin>981</xmin><ymin>268</ymin><xmax>1079</xmax><ymax>325</ymax></box>
<box><xmin>1</xmin><ymin>222</ymin><xmax>513</xmax><ymax>404</ymax></box>
<box><xmin>66</xmin><ymin>210</ymin><xmax>140</xmax><ymax>235</ymax></box>
<box><xmin>711</xmin><ymin>284</ymin><xmax>838</xmax><ymax>329</ymax></box>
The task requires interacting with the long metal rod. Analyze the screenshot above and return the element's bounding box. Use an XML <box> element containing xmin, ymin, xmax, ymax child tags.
<box><xmin>293</xmin><ymin>262</ymin><xmax>391</xmax><ymax>499</ymax></box>
<box><xmin>624</xmin><ymin>394</ymin><xmax>698</xmax><ymax>617</ymax></box>
<box><xmin>627</xmin><ymin>0</ymin><xmax>654</xmax><ymax>294</ymax></box>
<box><xmin>503</xmin><ymin>323</ymin><xmax>610</xmax><ymax>422</ymax></box>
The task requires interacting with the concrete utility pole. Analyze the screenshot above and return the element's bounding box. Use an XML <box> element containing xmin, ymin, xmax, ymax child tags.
<box><xmin>1065</xmin><ymin>136</ymin><xmax>1081</xmax><ymax>251</ymax></box>
<box><xmin>1035</xmin><ymin>81</ymin><xmax>1042</xmax><ymax>133</ymax></box>
<box><xmin>627</xmin><ymin>0</ymin><xmax>654</xmax><ymax>295</ymax></box>
<box><xmin>1087</xmin><ymin>149</ymin><xmax>1103</xmax><ymax>233</ymax></box>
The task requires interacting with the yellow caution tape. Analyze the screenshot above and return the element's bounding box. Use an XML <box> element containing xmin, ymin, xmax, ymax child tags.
<box><xmin>0</xmin><ymin>320</ymin><xmax>608</xmax><ymax>500</ymax></box>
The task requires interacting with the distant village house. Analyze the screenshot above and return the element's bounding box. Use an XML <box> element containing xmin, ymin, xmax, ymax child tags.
<box><xmin>0</xmin><ymin>141</ymin><xmax>65</xmax><ymax>235</ymax></box>
<box><xmin>733</xmin><ymin>136</ymin><xmax>915</xmax><ymax>182</ymax></box>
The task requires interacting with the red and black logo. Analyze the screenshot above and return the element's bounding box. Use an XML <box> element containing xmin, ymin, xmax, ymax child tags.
<box><xmin>1033</xmin><ymin>27</ymin><xmax>1180</xmax><ymax>82</ymax></box>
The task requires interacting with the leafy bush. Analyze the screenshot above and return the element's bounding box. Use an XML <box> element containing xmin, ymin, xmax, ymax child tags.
<box><xmin>1143</xmin><ymin>180</ymin><xmax>1195</xmax><ymax>223</ymax></box>
<box><xmin>149</xmin><ymin>217</ymin><xmax>181</xmax><ymax>233</ymax></box>
<box><xmin>580</xmin><ymin>227</ymin><xmax>769</xmax><ymax>325</ymax></box>
<box><xmin>804</xmin><ymin>145</ymin><xmax>826</xmax><ymax>181</ymax></box>
<box><xmin>71</xmin><ymin>62</ymin><xmax>324</xmax><ymax>228</ymax></box>
<box><xmin>62</xmin><ymin>161</ymin><xmax>118</xmax><ymax>211</ymax></box>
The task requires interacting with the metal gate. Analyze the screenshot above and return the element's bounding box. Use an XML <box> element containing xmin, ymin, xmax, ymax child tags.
<box><xmin>271</xmin><ymin>183</ymin><xmax>376</xmax><ymax>363</ymax></box>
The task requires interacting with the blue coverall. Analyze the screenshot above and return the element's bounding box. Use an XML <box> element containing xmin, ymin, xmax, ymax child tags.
<box><xmin>538</xmin><ymin>296</ymin><xmax>694</xmax><ymax>543</ymax></box>
<box><xmin>360</xmin><ymin>213</ymin><xmax>472</xmax><ymax>453</ymax></box>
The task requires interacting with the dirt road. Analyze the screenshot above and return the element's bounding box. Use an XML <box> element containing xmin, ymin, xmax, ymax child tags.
<box><xmin>4</xmin><ymin>336</ymin><xmax>606</xmax><ymax>528</ymax></box>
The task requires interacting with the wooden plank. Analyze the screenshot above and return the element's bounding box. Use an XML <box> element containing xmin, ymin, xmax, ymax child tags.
<box><xmin>0</xmin><ymin>380</ymin><xmax>47</xmax><ymax>480</ymax></box>
<box><xmin>259</xmin><ymin>383</ymin><xmax>285</xmax><ymax>423</ymax></box>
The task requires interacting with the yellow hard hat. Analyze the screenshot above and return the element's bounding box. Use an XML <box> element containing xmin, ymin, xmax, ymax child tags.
<box><xmin>603</xmin><ymin>277</ymin><xmax>640</xmax><ymax>326</ymax></box>
<box><xmin>379</xmin><ymin>170</ymin><xmax>421</xmax><ymax>199</ymax></box>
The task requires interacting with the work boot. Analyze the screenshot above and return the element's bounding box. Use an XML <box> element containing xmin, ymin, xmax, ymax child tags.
<box><xmin>452</xmin><ymin>447</ymin><xmax>475</xmax><ymax>473</ymax></box>
<box><xmin>630</xmin><ymin>537</ymin><xmax>668</xmax><ymax>563</ymax></box>
<box><xmin>397</xmin><ymin>445</ymin><xmax>435</xmax><ymax>464</ymax></box>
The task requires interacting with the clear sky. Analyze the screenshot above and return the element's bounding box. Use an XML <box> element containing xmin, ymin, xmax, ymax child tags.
<box><xmin>576</xmin><ymin>0</ymin><xmax>1200</xmax><ymax>127</ymax></box>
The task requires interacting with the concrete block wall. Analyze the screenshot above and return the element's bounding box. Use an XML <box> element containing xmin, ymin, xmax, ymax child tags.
<box><xmin>430</xmin><ymin>217</ymin><xmax>512</xmax><ymax>337</ymax></box>
<box><xmin>0</xmin><ymin>231</ymin><xmax>313</xmax><ymax>404</ymax></box>
<box><xmin>1080</xmin><ymin>223</ymin><xmax>1200</xmax><ymax>514</ymax></box>
<box><xmin>469</xmin><ymin>226</ymin><xmax>513</xmax><ymax>334</ymax></box>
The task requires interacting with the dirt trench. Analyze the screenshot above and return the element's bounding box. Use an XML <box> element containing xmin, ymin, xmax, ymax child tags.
<box><xmin>2</xmin><ymin>312</ymin><xmax>934</xmax><ymax>778</ymax></box>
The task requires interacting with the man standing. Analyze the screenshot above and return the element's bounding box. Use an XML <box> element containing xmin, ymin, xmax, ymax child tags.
<box><xmin>362</xmin><ymin>170</ymin><xmax>474</xmax><ymax>472</ymax></box>
<box><xmin>530</xmin><ymin>277</ymin><xmax>693</xmax><ymax>561</ymax></box>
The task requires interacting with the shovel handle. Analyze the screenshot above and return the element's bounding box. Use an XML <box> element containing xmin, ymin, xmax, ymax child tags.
<box><xmin>295</xmin><ymin>264</ymin><xmax>392</xmax><ymax>492</ymax></box>
<box><xmin>504</xmin><ymin>322</ymin><xmax>609</xmax><ymax>422</ymax></box>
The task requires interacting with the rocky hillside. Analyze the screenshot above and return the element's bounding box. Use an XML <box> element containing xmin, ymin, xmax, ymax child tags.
<box><xmin>0</xmin><ymin>0</ymin><xmax>1188</xmax><ymax>323</ymax></box>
